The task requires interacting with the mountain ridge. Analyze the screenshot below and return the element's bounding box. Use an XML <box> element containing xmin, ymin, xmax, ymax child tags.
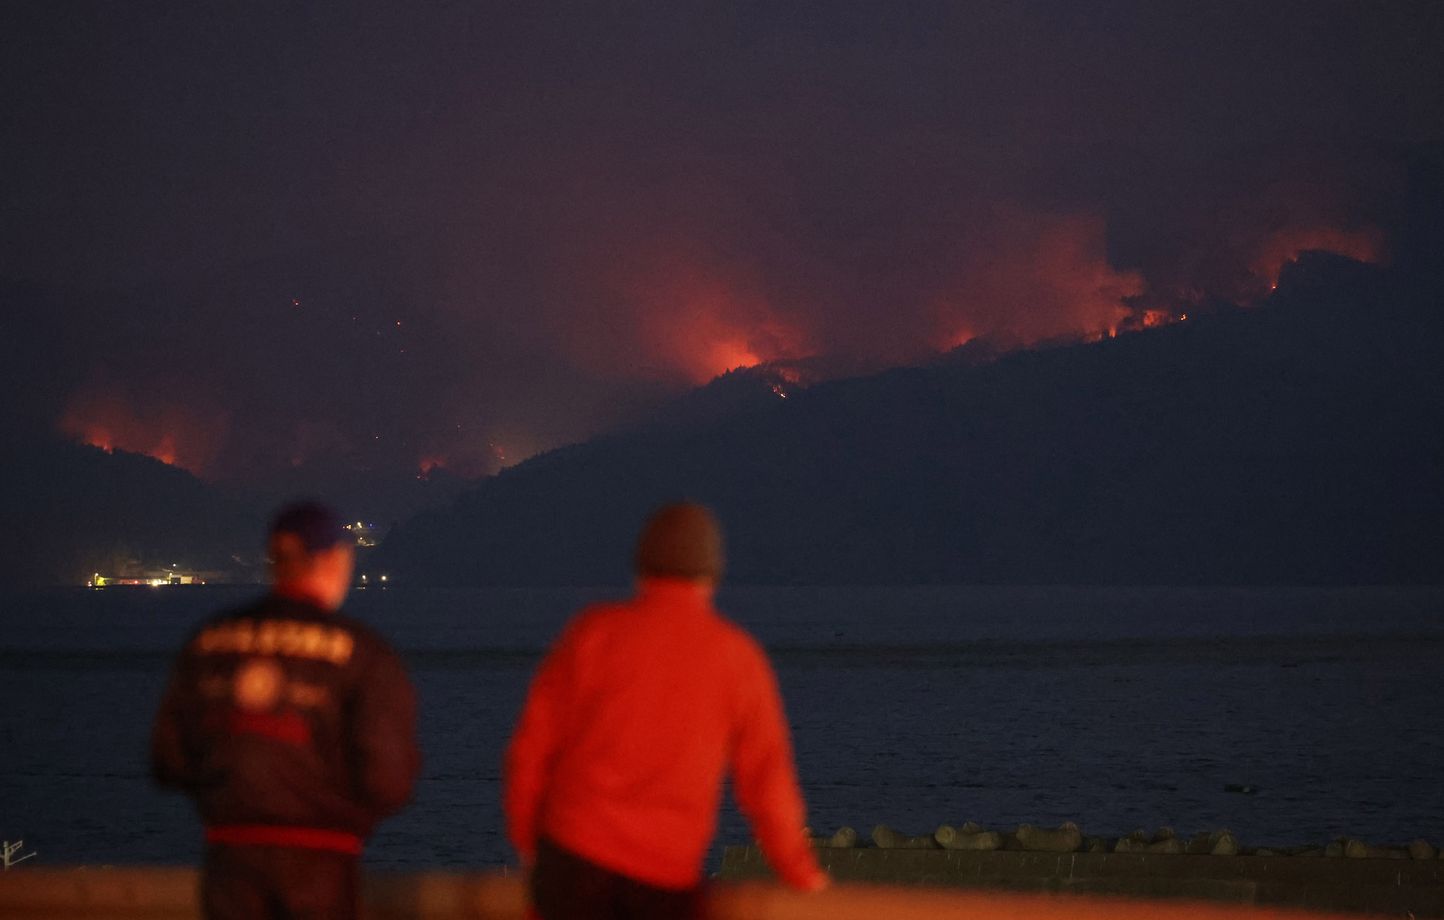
<box><xmin>378</xmin><ymin>252</ymin><xmax>1444</xmax><ymax>586</ymax></box>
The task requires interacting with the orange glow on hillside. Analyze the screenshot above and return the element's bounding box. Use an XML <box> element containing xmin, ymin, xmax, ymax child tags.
<box><xmin>563</xmin><ymin>226</ymin><xmax>815</xmax><ymax>386</ymax></box>
<box><xmin>934</xmin><ymin>209</ymin><xmax>1145</xmax><ymax>349</ymax></box>
<box><xmin>1252</xmin><ymin>225</ymin><xmax>1385</xmax><ymax>292</ymax></box>
<box><xmin>705</xmin><ymin>339</ymin><xmax>763</xmax><ymax>377</ymax></box>
<box><xmin>944</xmin><ymin>326</ymin><xmax>977</xmax><ymax>350</ymax></box>
<box><xmin>629</xmin><ymin>272</ymin><xmax>809</xmax><ymax>385</ymax></box>
<box><xmin>412</xmin><ymin>435</ymin><xmax>532</xmax><ymax>481</ymax></box>
<box><xmin>70</xmin><ymin>421</ymin><xmax>178</xmax><ymax>467</ymax></box>
<box><xmin>151</xmin><ymin>434</ymin><xmax>178</xmax><ymax>467</ymax></box>
<box><xmin>58</xmin><ymin>388</ymin><xmax>227</xmax><ymax>476</ymax></box>
<box><xmin>84</xmin><ymin>428</ymin><xmax>115</xmax><ymax>453</ymax></box>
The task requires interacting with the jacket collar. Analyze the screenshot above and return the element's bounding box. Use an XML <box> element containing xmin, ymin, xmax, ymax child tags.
<box><xmin>271</xmin><ymin>584</ymin><xmax>336</xmax><ymax>613</ymax></box>
<box><xmin>636</xmin><ymin>576</ymin><xmax>716</xmax><ymax>611</ymax></box>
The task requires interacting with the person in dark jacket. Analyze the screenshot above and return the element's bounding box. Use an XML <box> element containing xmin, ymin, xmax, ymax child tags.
<box><xmin>151</xmin><ymin>501</ymin><xmax>420</xmax><ymax>920</ymax></box>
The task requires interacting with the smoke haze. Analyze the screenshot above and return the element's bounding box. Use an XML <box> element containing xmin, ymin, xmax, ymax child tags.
<box><xmin>2</xmin><ymin>1</ymin><xmax>1439</xmax><ymax>494</ymax></box>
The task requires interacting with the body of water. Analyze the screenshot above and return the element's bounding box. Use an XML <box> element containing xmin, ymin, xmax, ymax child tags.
<box><xmin>2</xmin><ymin>584</ymin><xmax>1442</xmax><ymax>870</ymax></box>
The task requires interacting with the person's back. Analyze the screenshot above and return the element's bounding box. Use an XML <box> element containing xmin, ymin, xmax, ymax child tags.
<box><xmin>154</xmin><ymin>594</ymin><xmax>418</xmax><ymax>839</ymax></box>
<box><xmin>151</xmin><ymin>501</ymin><xmax>420</xmax><ymax>920</ymax></box>
<box><xmin>505</xmin><ymin>503</ymin><xmax>826</xmax><ymax>920</ymax></box>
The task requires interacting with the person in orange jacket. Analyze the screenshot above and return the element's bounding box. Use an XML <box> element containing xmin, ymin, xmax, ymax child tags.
<box><xmin>504</xmin><ymin>502</ymin><xmax>829</xmax><ymax>919</ymax></box>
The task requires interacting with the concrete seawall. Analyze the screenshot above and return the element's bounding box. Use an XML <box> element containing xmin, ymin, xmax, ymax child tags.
<box><xmin>0</xmin><ymin>867</ymin><xmax>1402</xmax><ymax>920</ymax></box>
<box><xmin>721</xmin><ymin>845</ymin><xmax>1444</xmax><ymax>917</ymax></box>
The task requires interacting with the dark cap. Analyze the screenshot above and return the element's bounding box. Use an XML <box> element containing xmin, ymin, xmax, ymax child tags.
<box><xmin>634</xmin><ymin>502</ymin><xmax>724</xmax><ymax>580</ymax></box>
<box><xmin>269</xmin><ymin>501</ymin><xmax>350</xmax><ymax>554</ymax></box>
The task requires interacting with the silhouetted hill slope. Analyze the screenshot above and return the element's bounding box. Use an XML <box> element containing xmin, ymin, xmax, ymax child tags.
<box><xmin>0</xmin><ymin>431</ymin><xmax>263</xmax><ymax>586</ymax></box>
<box><xmin>0</xmin><ymin>279</ymin><xmax>261</xmax><ymax>585</ymax></box>
<box><xmin>380</xmin><ymin>253</ymin><xmax>1444</xmax><ymax>586</ymax></box>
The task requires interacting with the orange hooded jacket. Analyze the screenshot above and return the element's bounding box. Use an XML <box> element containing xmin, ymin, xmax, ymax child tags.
<box><xmin>504</xmin><ymin>578</ymin><xmax>825</xmax><ymax>891</ymax></box>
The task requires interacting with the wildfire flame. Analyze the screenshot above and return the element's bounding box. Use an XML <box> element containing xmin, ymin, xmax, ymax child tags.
<box><xmin>151</xmin><ymin>434</ymin><xmax>178</xmax><ymax>467</ymax></box>
<box><xmin>703</xmin><ymin>339</ymin><xmax>763</xmax><ymax>379</ymax></box>
<box><xmin>58</xmin><ymin>389</ymin><xmax>225</xmax><ymax>475</ymax></box>
<box><xmin>934</xmin><ymin>210</ymin><xmax>1146</xmax><ymax>350</ymax></box>
<box><xmin>632</xmin><ymin>275</ymin><xmax>808</xmax><ymax>384</ymax></box>
<box><xmin>48</xmin><ymin>206</ymin><xmax>1394</xmax><ymax>486</ymax></box>
<box><xmin>558</xmin><ymin>199</ymin><xmax>1393</xmax><ymax>400</ymax></box>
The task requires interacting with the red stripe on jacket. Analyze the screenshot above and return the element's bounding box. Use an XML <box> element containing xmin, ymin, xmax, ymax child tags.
<box><xmin>206</xmin><ymin>824</ymin><xmax>363</xmax><ymax>855</ymax></box>
<box><xmin>227</xmin><ymin>710</ymin><xmax>312</xmax><ymax>746</ymax></box>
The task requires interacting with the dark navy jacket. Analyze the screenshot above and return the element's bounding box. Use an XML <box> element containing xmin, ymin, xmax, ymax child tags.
<box><xmin>151</xmin><ymin>594</ymin><xmax>420</xmax><ymax>843</ymax></box>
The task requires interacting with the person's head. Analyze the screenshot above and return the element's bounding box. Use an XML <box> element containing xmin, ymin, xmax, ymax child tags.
<box><xmin>634</xmin><ymin>502</ymin><xmax>725</xmax><ymax>587</ymax></box>
<box><xmin>267</xmin><ymin>501</ymin><xmax>355</xmax><ymax>610</ymax></box>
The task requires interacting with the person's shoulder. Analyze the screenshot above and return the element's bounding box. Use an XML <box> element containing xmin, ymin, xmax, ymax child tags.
<box><xmin>329</xmin><ymin>608</ymin><xmax>385</xmax><ymax>641</ymax></box>
<box><xmin>330</xmin><ymin>610</ymin><xmax>405</xmax><ymax>662</ymax></box>
<box><xmin>313</xmin><ymin>613</ymin><xmax>411</xmax><ymax>689</ymax></box>
<box><xmin>707</xmin><ymin>613</ymin><xmax>780</xmax><ymax>707</ymax></box>
<box><xmin>562</xmin><ymin>600</ymin><xmax>629</xmax><ymax>639</ymax></box>
<box><xmin>181</xmin><ymin>595</ymin><xmax>268</xmax><ymax>643</ymax></box>
<box><xmin>710</xmin><ymin>610</ymin><xmax>769</xmax><ymax>661</ymax></box>
<box><xmin>208</xmin><ymin>594</ymin><xmax>271</xmax><ymax>623</ymax></box>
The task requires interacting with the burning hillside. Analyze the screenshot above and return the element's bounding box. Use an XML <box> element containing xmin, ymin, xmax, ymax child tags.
<box><xmin>58</xmin><ymin>388</ymin><xmax>228</xmax><ymax>475</ymax></box>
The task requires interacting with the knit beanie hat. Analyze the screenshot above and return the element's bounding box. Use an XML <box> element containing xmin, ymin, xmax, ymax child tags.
<box><xmin>270</xmin><ymin>500</ymin><xmax>349</xmax><ymax>554</ymax></box>
<box><xmin>634</xmin><ymin>502</ymin><xmax>725</xmax><ymax>580</ymax></box>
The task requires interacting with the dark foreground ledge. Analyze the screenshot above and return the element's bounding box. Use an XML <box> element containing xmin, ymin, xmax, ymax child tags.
<box><xmin>722</xmin><ymin>845</ymin><xmax>1444</xmax><ymax>917</ymax></box>
<box><xmin>0</xmin><ymin>866</ymin><xmax>1403</xmax><ymax>920</ymax></box>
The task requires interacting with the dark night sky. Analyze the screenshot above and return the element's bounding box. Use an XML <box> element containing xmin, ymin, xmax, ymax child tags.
<box><xmin>3</xmin><ymin>1</ymin><xmax>1442</xmax><ymax>499</ymax></box>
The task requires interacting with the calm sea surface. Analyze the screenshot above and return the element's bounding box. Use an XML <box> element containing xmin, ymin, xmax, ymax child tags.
<box><xmin>2</xmin><ymin>585</ymin><xmax>1443</xmax><ymax>870</ymax></box>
